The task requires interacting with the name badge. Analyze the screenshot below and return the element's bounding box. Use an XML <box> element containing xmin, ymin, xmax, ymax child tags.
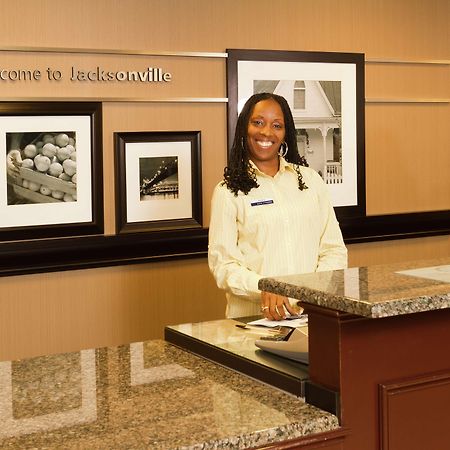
<box><xmin>250</xmin><ymin>199</ymin><xmax>274</xmax><ymax>207</ymax></box>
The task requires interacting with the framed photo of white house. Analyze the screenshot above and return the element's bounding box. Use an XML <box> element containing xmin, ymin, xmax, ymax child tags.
<box><xmin>226</xmin><ymin>49</ymin><xmax>366</xmax><ymax>220</ymax></box>
<box><xmin>0</xmin><ymin>102</ymin><xmax>104</xmax><ymax>241</ymax></box>
<box><xmin>114</xmin><ymin>131</ymin><xmax>202</xmax><ymax>234</ymax></box>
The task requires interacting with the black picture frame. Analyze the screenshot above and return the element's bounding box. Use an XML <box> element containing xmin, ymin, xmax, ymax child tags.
<box><xmin>0</xmin><ymin>101</ymin><xmax>103</xmax><ymax>241</ymax></box>
<box><xmin>114</xmin><ymin>131</ymin><xmax>202</xmax><ymax>234</ymax></box>
<box><xmin>226</xmin><ymin>49</ymin><xmax>366</xmax><ymax>220</ymax></box>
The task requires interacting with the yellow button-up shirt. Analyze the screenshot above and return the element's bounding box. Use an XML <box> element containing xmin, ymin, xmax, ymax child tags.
<box><xmin>208</xmin><ymin>158</ymin><xmax>348</xmax><ymax>318</ymax></box>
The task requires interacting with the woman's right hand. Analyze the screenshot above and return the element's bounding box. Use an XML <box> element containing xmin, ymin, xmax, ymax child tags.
<box><xmin>260</xmin><ymin>291</ymin><xmax>298</xmax><ymax>321</ymax></box>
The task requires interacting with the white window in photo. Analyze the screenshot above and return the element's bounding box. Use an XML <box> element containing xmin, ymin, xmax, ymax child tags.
<box><xmin>294</xmin><ymin>80</ymin><xmax>306</xmax><ymax>110</ymax></box>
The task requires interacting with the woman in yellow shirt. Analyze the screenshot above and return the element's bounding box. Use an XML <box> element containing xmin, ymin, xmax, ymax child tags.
<box><xmin>208</xmin><ymin>93</ymin><xmax>347</xmax><ymax>320</ymax></box>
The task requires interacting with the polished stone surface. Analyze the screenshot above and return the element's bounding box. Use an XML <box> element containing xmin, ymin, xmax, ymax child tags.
<box><xmin>259</xmin><ymin>258</ymin><xmax>450</xmax><ymax>318</ymax></box>
<box><xmin>0</xmin><ymin>340</ymin><xmax>338</xmax><ymax>449</ymax></box>
<box><xmin>166</xmin><ymin>318</ymin><xmax>310</xmax><ymax>398</ymax></box>
<box><xmin>168</xmin><ymin>318</ymin><xmax>309</xmax><ymax>380</ymax></box>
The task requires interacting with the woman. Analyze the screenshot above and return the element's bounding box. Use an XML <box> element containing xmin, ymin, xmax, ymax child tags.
<box><xmin>208</xmin><ymin>93</ymin><xmax>347</xmax><ymax>320</ymax></box>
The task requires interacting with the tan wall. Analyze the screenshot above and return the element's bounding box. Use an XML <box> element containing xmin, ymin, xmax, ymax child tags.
<box><xmin>0</xmin><ymin>0</ymin><xmax>449</xmax><ymax>361</ymax></box>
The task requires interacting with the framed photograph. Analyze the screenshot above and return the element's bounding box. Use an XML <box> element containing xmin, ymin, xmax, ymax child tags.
<box><xmin>227</xmin><ymin>49</ymin><xmax>366</xmax><ymax>219</ymax></box>
<box><xmin>114</xmin><ymin>131</ymin><xmax>202</xmax><ymax>234</ymax></box>
<box><xmin>0</xmin><ymin>102</ymin><xmax>103</xmax><ymax>241</ymax></box>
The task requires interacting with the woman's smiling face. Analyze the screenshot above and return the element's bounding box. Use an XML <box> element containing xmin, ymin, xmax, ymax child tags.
<box><xmin>246</xmin><ymin>98</ymin><xmax>285</xmax><ymax>172</ymax></box>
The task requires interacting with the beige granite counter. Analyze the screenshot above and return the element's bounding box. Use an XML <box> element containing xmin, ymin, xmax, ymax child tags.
<box><xmin>166</xmin><ymin>318</ymin><xmax>309</xmax><ymax>398</ymax></box>
<box><xmin>259</xmin><ymin>258</ymin><xmax>450</xmax><ymax>318</ymax></box>
<box><xmin>0</xmin><ymin>340</ymin><xmax>338</xmax><ymax>449</ymax></box>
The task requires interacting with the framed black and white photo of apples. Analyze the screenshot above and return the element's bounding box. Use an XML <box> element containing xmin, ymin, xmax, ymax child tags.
<box><xmin>0</xmin><ymin>101</ymin><xmax>103</xmax><ymax>241</ymax></box>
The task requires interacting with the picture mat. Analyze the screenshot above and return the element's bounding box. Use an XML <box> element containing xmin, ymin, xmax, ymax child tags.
<box><xmin>0</xmin><ymin>115</ymin><xmax>92</xmax><ymax>228</ymax></box>
<box><xmin>237</xmin><ymin>60</ymin><xmax>358</xmax><ymax>207</ymax></box>
<box><xmin>125</xmin><ymin>141</ymin><xmax>193</xmax><ymax>223</ymax></box>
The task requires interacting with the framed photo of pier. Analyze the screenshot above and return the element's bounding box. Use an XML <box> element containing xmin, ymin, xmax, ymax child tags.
<box><xmin>226</xmin><ymin>49</ymin><xmax>366</xmax><ymax>220</ymax></box>
<box><xmin>114</xmin><ymin>131</ymin><xmax>202</xmax><ymax>234</ymax></box>
<box><xmin>0</xmin><ymin>101</ymin><xmax>103</xmax><ymax>242</ymax></box>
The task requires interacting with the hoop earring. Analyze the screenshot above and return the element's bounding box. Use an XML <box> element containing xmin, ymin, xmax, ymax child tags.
<box><xmin>278</xmin><ymin>142</ymin><xmax>288</xmax><ymax>158</ymax></box>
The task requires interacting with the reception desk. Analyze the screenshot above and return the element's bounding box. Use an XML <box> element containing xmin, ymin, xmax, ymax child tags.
<box><xmin>1</xmin><ymin>258</ymin><xmax>449</xmax><ymax>449</ymax></box>
<box><xmin>168</xmin><ymin>258</ymin><xmax>450</xmax><ymax>450</ymax></box>
<box><xmin>258</xmin><ymin>257</ymin><xmax>450</xmax><ymax>450</ymax></box>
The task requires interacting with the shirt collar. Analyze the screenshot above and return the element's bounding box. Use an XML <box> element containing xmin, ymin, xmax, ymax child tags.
<box><xmin>249</xmin><ymin>157</ymin><xmax>295</xmax><ymax>176</ymax></box>
<box><xmin>279</xmin><ymin>156</ymin><xmax>295</xmax><ymax>173</ymax></box>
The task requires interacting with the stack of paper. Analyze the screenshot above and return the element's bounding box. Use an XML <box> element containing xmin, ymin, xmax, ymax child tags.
<box><xmin>248</xmin><ymin>314</ymin><xmax>308</xmax><ymax>329</ymax></box>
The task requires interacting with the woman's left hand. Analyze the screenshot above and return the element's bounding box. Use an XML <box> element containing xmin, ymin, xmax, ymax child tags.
<box><xmin>260</xmin><ymin>291</ymin><xmax>297</xmax><ymax>321</ymax></box>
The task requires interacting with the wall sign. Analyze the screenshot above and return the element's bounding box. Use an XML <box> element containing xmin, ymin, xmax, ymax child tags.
<box><xmin>0</xmin><ymin>66</ymin><xmax>172</xmax><ymax>83</ymax></box>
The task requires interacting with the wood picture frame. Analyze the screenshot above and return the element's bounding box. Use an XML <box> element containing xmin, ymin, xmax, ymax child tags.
<box><xmin>114</xmin><ymin>131</ymin><xmax>202</xmax><ymax>234</ymax></box>
<box><xmin>226</xmin><ymin>48</ymin><xmax>366</xmax><ymax>220</ymax></box>
<box><xmin>0</xmin><ymin>101</ymin><xmax>103</xmax><ymax>241</ymax></box>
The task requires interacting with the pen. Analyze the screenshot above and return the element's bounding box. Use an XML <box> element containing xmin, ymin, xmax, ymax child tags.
<box><xmin>235</xmin><ymin>324</ymin><xmax>281</xmax><ymax>332</ymax></box>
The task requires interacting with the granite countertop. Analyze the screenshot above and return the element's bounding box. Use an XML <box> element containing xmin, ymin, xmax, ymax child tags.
<box><xmin>167</xmin><ymin>318</ymin><xmax>309</xmax><ymax>381</ymax></box>
<box><xmin>165</xmin><ymin>318</ymin><xmax>310</xmax><ymax>398</ymax></box>
<box><xmin>259</xmin><ymin>258</ymin><xmax>450</xmax><ymax>318</ymax></box>
<box><xmin>0</xmin><ymin>340</ymin><xmax>338</xmax><ymax>449</ymax></box>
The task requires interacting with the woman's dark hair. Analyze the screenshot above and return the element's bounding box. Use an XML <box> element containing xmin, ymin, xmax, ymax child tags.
<box><xmin>223</xmin><ymin>92</ymin><xmax>308</xmax><ymax>195</ymax></box>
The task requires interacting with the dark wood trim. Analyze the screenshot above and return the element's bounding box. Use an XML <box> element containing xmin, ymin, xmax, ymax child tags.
<box><xmin>306</xmin><ymin>305</ymin><xmax>450</xmax><ymax>450</ymax></box>
<box><xmin>305</xmin><ymin>381</ymin><xmax>340</xmax><ymax>417</ymax></box>
<box><xmin>0</xmin><ymin>228</ymin><xmax>208</xmax><ymax>277</ymax></box>
<box><xmin>252</xmin><ymin>427</ymin><xmax>349</xmax><ymax>449</ymax></box>
<box><xmin>379</xmin><ymin>372</ymin><xmax>450</xmax><ymax>450</ymax></box>
<box><xmin>340</xmin><ymin>210</ymin><xmax>450</xmax><ymax>243</ymax></box>
<box><xmin>0</xmin><ymin>208</ymin><xmax>448</xmax><ymax>277</ymax></box>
